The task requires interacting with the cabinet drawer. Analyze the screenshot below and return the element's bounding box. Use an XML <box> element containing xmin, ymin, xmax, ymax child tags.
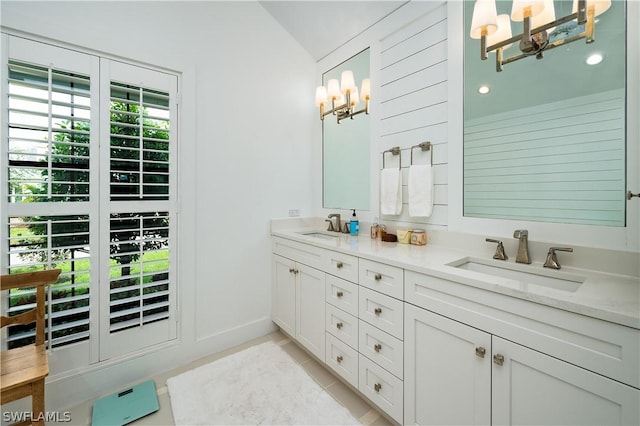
<box><xmin>325</xmin><ymin>333</ymin><xmax>359</xmax><ymax>389</ymax></box>
<box><xmin>359</xmin><ymin>287</ymin><xmax>404</xmax><ymax>339</ymax></box>
<box><xmin>325</xmin><ymin>250</ymin><xmax>358</xmax><ymax>282</ymax></box>
<box><xmin>359</xmin><ymin>320</ymin><xmax>403</xmax><ymax>379</ymax></box>
<box><xmin>326</xmin><ymin>303</ymin><xmax>358</xmax><ymax>349</ymax></box>
<box><xmin>359</xmin><ymin>354</ymin><xmax>403</xmax><ymax>424</ymax></box>
<box><xmin>359</xmin><ymin>259</ymin><xmax>403</xmax><ymax>300</ymax></box>
<box><xmin>325</xmin><ymin>275</ymin><xmax>358</xmax><ymax>317</ymax></box>
<box><xmin>272</xmin><ymin>237</ymin><xmax>325</xmax><ymax>270</ymax></box>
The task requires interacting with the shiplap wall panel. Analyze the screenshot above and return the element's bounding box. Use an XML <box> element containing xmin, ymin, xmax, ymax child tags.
<box><xmin>464</xmin><ymin>89</ymin><xmax>625</xmax><ymax>227</ymax></box>
<box><xmin>380</xmin><ymin>61</ymin><xmax>447</xmax><ymax>102</ymax></box>
<box><xmin>380</xmin><ymin>41</ymin><xmax>448</xmax><ymax>84</ymax></box>
<box><xmin>381</xmin><ymin>102</ymin><xmax>448</xmax><ymax>137</ymax></box>
<box><xmin>377</xmin><ymin>3</ymin><xmax>449</xmax><ymax>230</ymax></box>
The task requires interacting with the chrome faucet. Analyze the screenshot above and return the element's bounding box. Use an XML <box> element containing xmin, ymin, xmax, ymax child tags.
<box><xmin>513</xmin><ymin>229</ymin><xmax>531</xmax><ymax>264</ymax></box>
<box><xmin>326</xmin><ymin>214</ymin><xmax>341</xmax><ymax>232</ymax></box>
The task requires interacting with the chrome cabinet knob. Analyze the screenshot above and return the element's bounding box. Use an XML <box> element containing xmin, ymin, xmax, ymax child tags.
<box><xmin>374</xmin><ymin>273</ymin><xmax>382</xmax><ymax>281</ymax></box>
<box><xmin>336</xmin><ymin>262</ymin><xmax>344</xmax><ymax>269</ymax></box>
<box><xmin>374</xmin><ymin>383</ymin><xmax>382</xmax><ymax>392</ymax></box>
<box><xmin>374</xmin><ymin>343</ymin><xmax>382</xmax><ymax>352</ymax></box>
<box><xmin>336</xmin><ymin>355</ymin><xmax>343</xmax><ymax>363</ymax></box>
<box><xmin>374</xmin><ymin>307</ymin><xmax>382</xmax><ymax>316</ymax></box>
<box><xmin>475</xmin><ymin>346</ymin><xmax>486</xmax><ymax>358</ymax></box>
<box><xmin>336</xmin><ymin>322</ymin><xmax>344</xmax><ymax>329</ymax></box>
<box><xmin>336</xmin><ymin>291</ymin><xmax>344</xmax><ymax>298</ymax></box>
<box><xmin>493</xmin><ymin>353</ymin><xmax>505</xmax><ymax>366</ymax></box>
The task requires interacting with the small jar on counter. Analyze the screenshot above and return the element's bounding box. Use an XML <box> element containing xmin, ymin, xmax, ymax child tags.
<box><xmin>378</xmin><ymin>224</ymin><xmax>387</xmax><ymax>240</ymax></box>
<box><xmin>397</xmin><ymin>228</ymin><xmax>412</xmax><ymax>244</ymax></box>
<box><xmin>370</xmin><ymin>223</ymin><xmax>379</xmax><ymax>239</ymax></box>
<box><xmin>410</xmin><ymin>229</ymin><xmax>427</xmax><ymax>245</ymax></box>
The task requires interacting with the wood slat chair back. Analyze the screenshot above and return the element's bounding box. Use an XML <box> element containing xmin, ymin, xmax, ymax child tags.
<box><xmin>1</xmin><ymin>269</ymin><xmax>61</xmax><ymax>426</ymax></box>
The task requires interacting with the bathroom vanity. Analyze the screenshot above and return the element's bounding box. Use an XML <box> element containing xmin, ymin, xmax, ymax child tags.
<box><xmin>271</xmin><ymin>220</ymin><xmax>639</xmax><ymax>425</ymax></box>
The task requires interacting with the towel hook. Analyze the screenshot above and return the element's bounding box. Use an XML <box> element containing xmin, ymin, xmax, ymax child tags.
<box><xmin>382</xmin><ymin>146</ymin><xmax>401</xmax><ymax>170</ymax></box>
<box><xmin>410</xmin><ymin>141</ymin><xmax>432</xmax><ymax>166</ymax></box>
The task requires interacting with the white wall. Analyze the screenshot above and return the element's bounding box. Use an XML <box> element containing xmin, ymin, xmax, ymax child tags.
<box><xmin>1</xmin><ymin>0</ymin><xmax>317</xmax><ymax>410</ymax></box>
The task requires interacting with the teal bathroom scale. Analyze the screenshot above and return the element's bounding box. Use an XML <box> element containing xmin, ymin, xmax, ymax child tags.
<box><xmin>91</xmin><ymin>380</ymin><xmax>159</xmax><ymax>426</ymax></box>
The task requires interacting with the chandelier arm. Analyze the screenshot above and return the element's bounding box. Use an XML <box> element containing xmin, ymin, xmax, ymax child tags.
<box><xmin>486</xmin><ymin>12</ymin><xmax>580</xmax><ymax>53</ymax></box>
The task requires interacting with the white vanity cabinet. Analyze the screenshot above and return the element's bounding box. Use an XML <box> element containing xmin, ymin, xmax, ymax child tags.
<box><xmin>272</xmin><ymin>232</ymin><xmax>639</xmax><ymax>426</ymax></box>
<box><xmin>404</xmin><ymin>271</ymin><xmax>640</xmax><ymax>426</ymax></box>
<box><xmin>272</xmin><ymin>254</ymin><xmax>325</xmax><ymax>360</ymax></box>
<box><xmin>404</xmin><ymin>303</ymin><xmax>491</xmax><ymax>425</ymax></box>
<box><xmin>272</xmin><ymin>237</ymin><xmax>360</xmax><ymax>366</ymax></box>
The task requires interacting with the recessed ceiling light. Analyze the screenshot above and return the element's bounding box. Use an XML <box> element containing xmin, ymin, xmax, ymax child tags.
<box><xmin>586</xmin><ymin>53</ymin><xmax>604</xmax><ymax>65</ymax></box>
<box><xmin>478</xmin><ymin>85</ymin><xmax>490</xmax><ymax>95</ymax></box>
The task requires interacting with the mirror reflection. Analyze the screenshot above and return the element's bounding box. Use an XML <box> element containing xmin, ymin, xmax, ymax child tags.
<box><xmin>323</xmin><ymin>48</ymin><xmax>370</xmax><ymax>211</ymax></box>
<box><xmin>463</xmin><ymin>0</ymin><xmax>626</xmax><ymax>226</ymax></box>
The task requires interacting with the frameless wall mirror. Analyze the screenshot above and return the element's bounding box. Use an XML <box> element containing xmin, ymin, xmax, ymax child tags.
<box><xmin>323</xmin><ymin>48</ymin><xmax>370</xmax><ymax>210</ymax></box>
<box><xmin>463</xmin><ymin>0</ymin><xmax>626</xmax><ymax>226</ymax></box>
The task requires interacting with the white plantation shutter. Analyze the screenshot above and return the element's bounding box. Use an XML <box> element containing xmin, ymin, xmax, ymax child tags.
<box><xmin>109</xmin><ymin>82</ymin><xmax>170</xmax><ymax>201</ymax></box>
<box><xmin>108</xmin><ymin>212</ymin><xmax>170</xmax><ymax>333</ymax></box>
<box><xmin>99</xmin><ymin>59</ymin><xmax>177</xmax><ymax>358</ymax></box>
<box><xmin>6</xmin><ymin>215</ymin><xmax>91</xmax><ymax>348</ymax></box>
<box><xmin>7</xmin><ymin>61</ymin><xmax>91</xmax><ymax>202</ymax></box>
<box><xmin>2</xmin><ymin>36</ymin><xmax>99</xmax><ymax>352</ymax></box>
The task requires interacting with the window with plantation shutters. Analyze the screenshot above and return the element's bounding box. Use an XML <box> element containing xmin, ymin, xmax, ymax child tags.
<box><xmin>2</xmin><ymin>36</ymin><xmax>177</xmax><ymax>362</ymax></box>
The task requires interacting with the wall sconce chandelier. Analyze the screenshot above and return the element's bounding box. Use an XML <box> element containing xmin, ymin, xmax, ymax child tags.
<box><xmin>470</xmin><ymin>0</ymin><xmax>611</xmax><ymax>72</ymax></box>
<box><xmin>315</xmin><ymin>70</ymin><xmax>371</xmax><ymax>123</ymax></box>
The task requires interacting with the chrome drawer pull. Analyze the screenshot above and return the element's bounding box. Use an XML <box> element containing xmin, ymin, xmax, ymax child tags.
<box><xmin>336</xmin><ymin>262</ymin><xmax>344</xmax><ymax>269</ymax></box>
<box><xmin>336</xmin><ymin>322</ymin><xmax>344</xmax><ymax>329</ymax></box>
<box><xmin>374</xmin><ymin>383</ymin><xmax>382</xmax><ymax>392</ymax></box>
<box><xmin>374</xmin><ymin>343</ymin><xmax>382</xmax><ymax>352</ymax></box>
<box><xmin>475</xmin><ymin>346</ymin><xmax>486</xmax><ymax>358</ymax></box>
<box><xmin>336</xmin><ymin>291</ymin><xmax>344</xmax><ymax>298</ymax></box>
<box><xmin>336</xmin><ymin>355</ymin><xmax>343</xmax><ymax>363</ymax></box>
<box><xmin>374</xmin><ymin>273</ymin><xmax>382</xmax><ymax>281</ymax></box>
<box><xmin>374</xmin><ymin>307</ymin><xmax>382</xmax><ymax>316</ymax></box>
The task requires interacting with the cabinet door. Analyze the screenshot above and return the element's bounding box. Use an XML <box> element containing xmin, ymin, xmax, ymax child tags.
<box><xmin>272</xmin><ymin>254</ymin><xmax>296</xmax><ymax>337</ymax></box>
<box><xmin>492</xmin><ymin>336</ymin><xmax>640</xmax><ymax>426</ymax></box>
<box><xmin>404</xmin><ymin>304</ymin><xmax>491</xmax><ymax>425</ymax></box>
<box><xmin>296</xmin><ymin>263</ymin><xmax>326</xmax><ymax>361</ymax></box>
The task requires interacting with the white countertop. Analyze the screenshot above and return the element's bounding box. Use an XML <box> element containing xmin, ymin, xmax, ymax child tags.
<box><xmin>272</xmin><ymin>224</ymin><xmax>640</xmax><ymax>330</ymax></box>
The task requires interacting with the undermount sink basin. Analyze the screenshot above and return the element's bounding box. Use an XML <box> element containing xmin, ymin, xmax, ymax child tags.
<box><xmin>300</xmin><ymin>232</ymin><xmax>340</xmax><ymax>240</ymax></box>
<box><xmin>448</xmin><ymin>257</ymin><xmax>585</xmax><ymax>292</ymax></box>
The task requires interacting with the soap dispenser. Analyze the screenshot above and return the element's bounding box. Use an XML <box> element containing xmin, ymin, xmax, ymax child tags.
<box><xmin>349</xmin><ymin>210</ymin><xmax>359</xmax><ymax>236</ymax></box>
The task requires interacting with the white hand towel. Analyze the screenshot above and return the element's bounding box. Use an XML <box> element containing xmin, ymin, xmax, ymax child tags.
<box><xmin>381</xmin><ymin>168</ymin><xmax>402</xmax><ymax>215</ymax></box>
<box><xmin>408</xmin><ymin>164</ymin><xmax>433</xmax><ymax>217</ymax></box>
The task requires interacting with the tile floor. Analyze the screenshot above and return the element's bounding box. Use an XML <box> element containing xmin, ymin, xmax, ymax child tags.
<box><xmin>51</xmin><ymin>331</ymin><xmax>395</xmax><ymax>425</ymax></box>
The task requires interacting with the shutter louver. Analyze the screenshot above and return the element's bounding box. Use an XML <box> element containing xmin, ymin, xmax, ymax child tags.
<box><xmin>8</xmin><ymin>61</ymin><xmax>91</xmax><ymax>202</ymax></box>
<box><xmin>109</xmin><ymin>82</ymin><xmax>170</xmax><ymax>201</ymax></box>
<box><xmin>6</xmin><ymin>215</ymin><xmax>91</xmax><ymax>349</ymax></box>
<box><xmin>108</xmin><ymin>212</ymin><xmax>170</xmax><ymax>333</ymax></box>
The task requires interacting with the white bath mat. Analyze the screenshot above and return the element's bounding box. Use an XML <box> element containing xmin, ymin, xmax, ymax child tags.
<box><xmin>166</xmin><ymin>341</ymin><xmax>361</xmax><ymax>425</ymax></box>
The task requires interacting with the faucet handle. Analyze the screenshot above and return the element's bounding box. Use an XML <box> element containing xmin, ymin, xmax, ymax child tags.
<box><xmin>325</xmin><ymin>219</ymin><xmax>335</xmax><ymax>232</ymax></box>
<box><xmin>543</xmin><ymin>247</ymin><xmax>573</xmax><ymax>270</ymax></box>
<box><xmin>486</xmin><ymin>238</ymin><xmax>508</xmax><ymax>260</ymax></box>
